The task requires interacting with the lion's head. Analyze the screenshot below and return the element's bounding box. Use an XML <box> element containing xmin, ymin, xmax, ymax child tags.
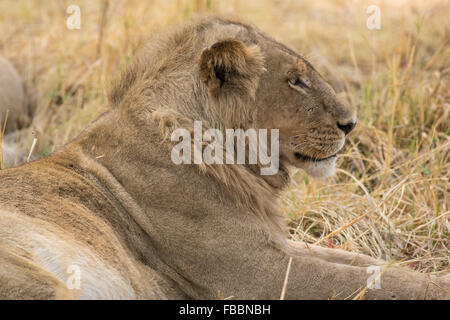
<box><xmin>197</xmin><ymin>19</ymin><xmax>356</xmax><ymax>180</ymax></box>
<box><xmin>111</xmin><ymin>16</ymin><xmax>356</xmax><ymax>182</ymax></box>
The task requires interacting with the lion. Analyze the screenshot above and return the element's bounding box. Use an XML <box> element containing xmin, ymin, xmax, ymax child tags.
<box><xmin>0</xmin><ymin>55</ymin><xmax>36</xmax><ymax>166</ymax></box>
<box><xmin>0</xmin><ymin>55</ymin><xmax>37</xmax><ymax>134</ymax></box>
<box><xmin>0</xmin><ymin>16</ymin><xmax>448</xmax><ymax>300</ymax></box>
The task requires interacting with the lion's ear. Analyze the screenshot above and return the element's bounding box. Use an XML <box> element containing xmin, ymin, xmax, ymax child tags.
<box><xmin>199</xmin><ymin>39</ymin><xmax>265</xmax><ymax>98</ymax></box>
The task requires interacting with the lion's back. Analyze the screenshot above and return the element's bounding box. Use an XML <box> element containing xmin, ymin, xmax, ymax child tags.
<box><xmin>0</xmin><ymin>159</ymin><xmax>165</xmax><ymax>299</ymax></box>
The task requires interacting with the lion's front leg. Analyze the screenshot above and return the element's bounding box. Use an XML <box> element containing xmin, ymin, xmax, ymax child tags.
<box><xmin>281</xmin><ymin>242</ymin><xmax>449</xmax><ymax>300</ymax></box>
<box><xmin>286</xmin><ymin>240</ymin><xmax>384</xmax><ymax>267</ymax></box>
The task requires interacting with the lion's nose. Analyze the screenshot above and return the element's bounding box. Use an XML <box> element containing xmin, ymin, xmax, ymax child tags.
<box><xmin>337</xmin><ymin>121</ymin><xmax>356</xmax><ymax>135</ymax></box>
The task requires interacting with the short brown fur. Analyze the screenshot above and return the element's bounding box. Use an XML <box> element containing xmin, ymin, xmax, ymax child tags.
<box><xmin>0</xmin><ymin>17</ymin><xmax>448</xmax><ymax>299</ymax></box>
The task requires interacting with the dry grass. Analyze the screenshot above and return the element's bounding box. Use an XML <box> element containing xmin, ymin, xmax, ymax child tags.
<box><xmin>0</xmin><ymin>0</ymin><xmax>448</xmax><ymax>274</ymax></box>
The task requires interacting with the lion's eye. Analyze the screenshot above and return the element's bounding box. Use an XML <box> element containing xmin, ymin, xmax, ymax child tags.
<box><xmin>292</xmin><ymin>78</ymin><xmax>309</xmax><ymax>89</ymax></box>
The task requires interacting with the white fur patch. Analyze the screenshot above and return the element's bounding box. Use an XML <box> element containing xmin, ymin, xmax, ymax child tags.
<box><xmin>0</xmin><ymin>210</ymin><xmax>136</xmax><ymax>299</ymax></box>
<box><xmin>301</xmin><ymin>156</ymin><xmax>337</xmax><ymax>179</ymax></box>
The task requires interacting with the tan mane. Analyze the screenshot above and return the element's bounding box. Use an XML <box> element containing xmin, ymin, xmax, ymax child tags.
<box><xmin>108</xmin><ymin>16</ymin><xmax>287</xmax><ymax>244</ymax></box>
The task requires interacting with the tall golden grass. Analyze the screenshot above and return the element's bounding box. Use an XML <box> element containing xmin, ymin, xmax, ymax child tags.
<box><xmin>0</xmin><ymin>0</ymin><xmax>448</xmax><ymax>274</ymax></box>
